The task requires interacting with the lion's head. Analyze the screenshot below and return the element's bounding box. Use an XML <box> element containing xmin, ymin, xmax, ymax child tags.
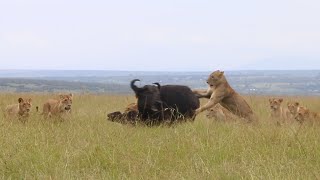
<box><xmin>287</xmin><ymin>101</ymin><xmax>299</xmax><ymax>114</ymax></box>
<box><xmin>18</xmin><ymin>97</ymin><xmax>32</xmax><ymax>116</ymax></box>
<box><xmin>59</xmin><ymin>94</ymin><xmax>73</xmax><ymax>111</ymax></box>
<box><xmin>269</xmin><ymin>98</ymin><xmax>283</xmax><ymax>111</ymax></box>
<box><xmin>206</xmin><ymin>70</ymin><xmax>225</xmax><ymax>87</ymax></box>
<box><xmin>295</xmin><ymin>106</ymin><xmax>309</xmax><ymax>123</ymax></box>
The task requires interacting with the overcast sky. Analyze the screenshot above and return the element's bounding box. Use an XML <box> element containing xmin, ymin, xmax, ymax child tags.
<box><xmin>1</xmin><ymin>0</ymin><xmax>320</xmax><ymax>71</ymax></box>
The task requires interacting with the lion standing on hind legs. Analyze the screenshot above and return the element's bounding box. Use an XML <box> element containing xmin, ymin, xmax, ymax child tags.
<box><xmin>193</xmin><ymin>70</ymin><xmax>257</xmax><ymax>122</ymax></box>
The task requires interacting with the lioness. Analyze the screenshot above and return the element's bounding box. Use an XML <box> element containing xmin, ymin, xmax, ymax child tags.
<box><xmin>295</xmin><ymin>106</ymin><xmax>319</xmax><ymax>123</ymax></box>
<box><xmin>124</xmin><ymin>103</ymin><xmax>138</xmax><ymax>113</ymax></box>
<box><xmin>206</xmin><ymin>103</ymin><xmax>239</xmax><ymax>121</ymax></box>
<box><xmin>5</xmin><ymin>97</ymin><xmax>32</xmax><ymax>122</ymax></box>
<box><xmin>269</xmin><ymin>98</ymin><xmax>288</xmax><ymax>120</ymax></box>
<box><xmin>193</xmin><ymin>70</ymin><xmax>255</xmax><ymax>122</ymax></box>
<box><xmin>287</xmin><ymin>101</ymin><xmax>300</xmax><ymax>120</ymax></box>
<box><xmin>42</xmin><ymin>94</ymin><xmax>73</xmax><ymax>119</ymax></box>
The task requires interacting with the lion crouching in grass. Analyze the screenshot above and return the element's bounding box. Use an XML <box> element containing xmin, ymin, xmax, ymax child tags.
<box><xmin>206</xmin><ymin>103</ymin><xmax>240</xmax><ymax>122</ymax></box>
<box><xmin>295</xmin><ymin>106</ymin><xmax>319</xmax><ymax>124</ymax></box>
<box><xmin>193</xmin><ymin>70</ymin><xmax>256</xmax><ymax>122</ymax></box>
<box><xmin>42</xmin><ymin>93</ymin><xmax>73</xmax><ymax>119</ymax></box>
<box><xmin>4</xmin><ymin>97</ymin><xmax>32</xmax><ymax>123</ymax></box>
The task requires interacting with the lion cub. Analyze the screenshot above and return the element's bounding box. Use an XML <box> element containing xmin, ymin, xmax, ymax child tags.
<box><xmin>295</xmin><ymin>106</ymin><xmax>319</xmax><ymax>123</ymax></box>
<box><xmin>124</xmin><ymin>103</ymin><xmax>138</xmax><ymax>113</ymax></box>
<box><xmin>193</xmin><ymin>70</ymin><xmax>255</xmax><ymax>122</ymax></box>
<box><xmin>206</xmin><ymin>104</ymin><xmax>239</xmax><ymax>121</ymax></box>
<box><xmin>42</xmin><ymin>94</ymin><xmax>73</xmax><ymax>119</ymax></box>
<box><xmin>269</xmin><ymin>98</ymin><xmax>289</xmax><ymax>120</ymax></box>
<box><xmin>287</xmin><ymin>101</ymin><xmax>300</xmax><ymax>120</ymax></box>
<box><xmin>5</xmin><ymin>97</ymin><xmax>32</xmax><ymax>122</ymax></box>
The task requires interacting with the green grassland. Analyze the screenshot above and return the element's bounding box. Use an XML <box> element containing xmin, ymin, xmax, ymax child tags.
<box><xmin>0</xmin><ymin>93</ymin><xmax>320</xmax><ymax>179</ymax></box>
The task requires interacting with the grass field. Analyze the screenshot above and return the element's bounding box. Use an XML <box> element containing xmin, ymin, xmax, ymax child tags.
<box><xmin>0</xmin><ymin>93</ymin><xmax>320</xmax><ymax>179</ymax></box>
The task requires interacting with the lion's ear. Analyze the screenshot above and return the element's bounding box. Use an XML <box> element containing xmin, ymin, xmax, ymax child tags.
<box><xmin>18</xmin><ymin>98</ymin><xmax>24</xmax><ymax>103</ymax></box>
<box><xmin>269</xmin><ymin>98</ymin><xmax>273</xmax><ymax>103</ymax></box>
<box><xmin>27</xmin><ymin>98</ymin><xmax>32</xmax><ymax>103</ymax></box>
<box><xmin>59</xmin><ymin>94</ymin><xmax>64</xmax><ymax>99</ymax></box>
<box><xmin>305</xmin><ymin>109</ymin><xmax>310</xmax><ymax>114</ymax></box>
<box><xmin>218</xmin><ymin>71</ymin><xmax>224</xmax><ymax>78</ymax></box>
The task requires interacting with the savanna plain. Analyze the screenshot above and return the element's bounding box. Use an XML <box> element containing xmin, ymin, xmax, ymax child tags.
<box><xmin>0</xmin><ymin>93</ymin><xmax>320</xmax><ymax>179</ymax></box>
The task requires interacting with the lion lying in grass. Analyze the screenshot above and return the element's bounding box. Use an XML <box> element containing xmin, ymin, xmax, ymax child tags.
<box><xmin>295</xmin><ymin>106</ymin><xmax>319</xmax><ymax>124</ymax></box>
<box><xmin>4</xmin><ymin>97</ymin><xmax>32</xmax><ymax>122</ymax></box>
<box><xmin>206</xmin><ymin>104</ymin><xmax>239</xmax><ymax>121</ymax></box>
<box><xmin>193</xmin><ymin>70</ymin><xmax>256</xmax><ymax>122</ymax></box>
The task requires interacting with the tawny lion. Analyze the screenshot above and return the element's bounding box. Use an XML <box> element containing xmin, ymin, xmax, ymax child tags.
<box><xmin>193</xmin><ymin>70</ymin><xmax>256</xmax><ymax>122</ymax></box>
<box><xmin>269</xmin><ymin>98</ymin><xmax>289</xmax><ymax>120</ymax></box>
<box><xmin>287</xmin><ymin>101</ymin><xmax>300</xmax><ymax>120</ymax></box>
<box><xmin>42</xmin><ymin>94</ymin><xmax>73</xmax><ymax>119</ymax></box>
<box><xmin>295</xmin><ymin>106</ymin><xmax>319</xmax><ymax>124</ymax></box>
<box><xmin>5</xmin><ymin>97</ymin><xmax>32</xmax><ymax>122</ymax></box>
<box><xmin>124</xmin><ymin>103</ymin><xmax>138</xmax><ymax>113</ymax></box>
<box><xmin>206</xmin><ymin>104</ymin><xmax>240</xmax><ymax>121</ymax></box>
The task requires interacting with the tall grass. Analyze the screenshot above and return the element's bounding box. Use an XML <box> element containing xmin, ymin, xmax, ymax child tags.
<box><xmin>0</xmin><ymin>93</ymin><xmax>319</xmax><ymax>179</ymax></box>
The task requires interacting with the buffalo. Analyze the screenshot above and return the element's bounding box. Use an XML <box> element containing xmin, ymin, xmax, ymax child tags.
<box><xmin>130</xmin><ymin>79</ymin><xmax>200</xmax><ymax>124</ymax></box>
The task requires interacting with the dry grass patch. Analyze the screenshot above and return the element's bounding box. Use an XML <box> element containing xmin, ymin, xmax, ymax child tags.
<box><xmin>0</xmin><ymin>93</ymin><xmax>319</xmax><ymax>179</ymax></box>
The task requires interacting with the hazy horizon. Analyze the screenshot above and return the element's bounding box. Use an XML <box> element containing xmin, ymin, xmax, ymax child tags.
<box><xmin>1</xmin><ymin>0</ymin><xmax>320</xmax><ymax>71</ymax></box>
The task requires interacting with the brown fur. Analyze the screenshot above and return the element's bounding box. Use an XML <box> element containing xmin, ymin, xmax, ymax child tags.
<box><xmin>5</xmin><ymin>97</ymin><xmax>32</xmax><ymax>122</ymax></box>
<box><xmin>206</xmin><ymin>104</ymin><xmax>239</xmax><ymax>121</ymax></box>
<box><xmin>124</xmin><ymin>103</ymin><xmax>138</xmax><ymax>113</ymax></box>
<box><xmin>193</xmin><ymin>70</ymin><xmax>255</xmax><ymax>122</ymax></box>
<box><xmin>287</xmin><ymin>101</ymin><xmax>300</xmax><ymax>120</ymax></box>
<box><xmin>295</xmin><ymin>106</ymin><xmax>319</xmax><ymax>123</ymax></box>
<box><xmin>42</xmin><ymin>94</ymin><xmax>73</xmax><ymax>119</ymax></box>
<box><xmin>269</xmin><ymin>98</ymin><xmax>289</xmax><ymax>120</ymax></box>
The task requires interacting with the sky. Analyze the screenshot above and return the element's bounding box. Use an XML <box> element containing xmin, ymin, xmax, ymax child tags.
<box><xmin>0</xmin><ymin>0</ymin><xmax>320</xmax><ymax>71</ymax></box>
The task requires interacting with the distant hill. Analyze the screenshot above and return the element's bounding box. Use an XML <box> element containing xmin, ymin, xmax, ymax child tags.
<box><xmin>0</xmin><ymin>78</ymin><xmax>130</xmax><ymax>94</ymax></box>
<box><xmin>0</xmin><ymin>70</ymin><xmax>319</xmax><ymax>95</ymax></box>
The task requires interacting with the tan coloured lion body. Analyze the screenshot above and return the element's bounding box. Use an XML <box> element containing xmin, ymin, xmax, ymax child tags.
<box><xmin>5</xmin><ymin>98</ymin><xmax>32</xmax><ymax>122</ymax></box>
<box><xmin>268</xmin><ymin>98</ymin><xmax>290</xmax><ymax>120</ymax></box>
<box><xmin>206</xmin><ymin>104</ymin><xmax>240</xmax><ymax>121</ymax></box>
<box><xmin>287</xmin><ymin>101</ymin><xmax>300</xmax><ymax>120</ymax></box>
<box><xmin>193</xmin><ymin>70</ymin><xmax>255</xmax><ymax>122</ymax></box>
<box><xmin>295</xmin><ymin>106</ymin><xmax>319</xmax><ymax>123</ymax></box>
<box><xmin>124</xmin><ymin>103</ymin><xmax>138</xmax><ymax>113</ymax></box>
<box><xmin>42</xmin><ymin>94</ymin><xmax>73</xmax><ymax>119</ymax></box>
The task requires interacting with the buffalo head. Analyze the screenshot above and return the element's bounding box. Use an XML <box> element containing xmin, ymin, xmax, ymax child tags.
<box><xmin>130</xmin><ymin>79</ymin><xmax>164</xmax><ymax>120</ymax></box>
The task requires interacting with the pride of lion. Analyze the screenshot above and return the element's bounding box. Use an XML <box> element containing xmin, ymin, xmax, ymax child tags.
<box><xmin>2</xmin><ymin>70</ymin><xmax>319</xmax><ymax>125</ymax></box>
<box><xmin>267</xmin><ymin>97</ymin><xmax>319</xmax><ymax>124</ymax></box>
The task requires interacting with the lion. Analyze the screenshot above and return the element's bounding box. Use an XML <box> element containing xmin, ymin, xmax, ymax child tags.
<box><xmin>42</xmin><ymin>93</ymin><xmax>73</xmax><ymax>119</ymax></box>
<box><xmin>5</xmin><ymin>97</ymin><xmax>32</xmax><ymax>122</ymax></box>
<box><xmin>206</xmin><ymin>103</ymin><xmax>240</xmax><ymax>121</ymax></box>
<box><xmin>269</xmin><ymin>98</ymin><xmax>289</xmax><ymax>120</ymax></box>
<box><xmin>193</xmin><ymin>70</ymin><xmax>255</xmax><ymax>122</ymax></box>
<box><xmin>124</xmin><ymin>103</ymin><xmax>138</xmax><ymax>113</ymax></box>
<box><xmin>287</xmin><ymin>101</ymin><xmax>300</xmax><ymax>120</ymax></box>
<box><xmin>295</xmin><ymin>106</ymin><xmax>319</xmax><ymax>124</ymax></box>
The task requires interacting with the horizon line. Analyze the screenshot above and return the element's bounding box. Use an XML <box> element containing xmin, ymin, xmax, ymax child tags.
<box><xmin>1</xmin><ymin>69</ymin><xmax>320</xmax><ymax>72</ymax></box>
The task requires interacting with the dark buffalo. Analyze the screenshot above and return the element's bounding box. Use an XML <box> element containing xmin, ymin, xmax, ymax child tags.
<box><xmin>107</xmin><ymin>110</ymin><xmax>138</xmax><ymax>125</ymax></box>
<box><xmin>130</xmin><ymin>79</ymin><xmax>200</xmax><ymax>124</ymax></box>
